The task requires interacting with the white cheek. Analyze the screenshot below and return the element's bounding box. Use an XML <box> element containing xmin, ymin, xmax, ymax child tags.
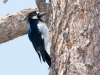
<box><xmin>32</xmin><ymin>16</ymin><xmax>38</xmax><ymax>19</ymax></box>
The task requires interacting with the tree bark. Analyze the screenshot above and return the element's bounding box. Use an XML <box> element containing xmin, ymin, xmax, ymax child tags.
<box><xmin>0</xmin><ymin>0</ymin><xmax>100</xmax><ymax>75</ymax></box>
<box><xmin>36</xmin><ymin>0</ymin><xmax>100</xmax><ymax>75</ymax></box>
<box><xmin>0</xmin><ymin>8</ymin><xmax>36</xmax><ymax>44</ymax></box>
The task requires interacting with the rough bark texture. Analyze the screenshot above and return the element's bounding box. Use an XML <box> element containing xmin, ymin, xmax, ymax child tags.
<box><xmin>0</xmin><ymin>0</ymin><xmax>100</xmax><ymax>74</ymax></box>
<box><xmin>0</xmin><ymin>8</ymin><xmax>37</xmax><ymax>44</ymax></box>
<box><xmin>36</xmin><ymin>0</ymin><xmax>100</xmax><ymax>75</ymax></box>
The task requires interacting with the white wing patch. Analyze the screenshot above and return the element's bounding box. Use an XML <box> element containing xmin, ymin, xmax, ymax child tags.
<box><xmin>37</xmin><ymin>21</ymin><xmax>49</xmax><ymax>50</ymax></box>
<box><xmin>41</xmin><ymin>35</ymin><xmax>44</xmax><ymax>39</ymax></box>
<box><xmin>27</xmin><ymin>22</ymin><xmax>30</xmax><ymax>31</ymax></box>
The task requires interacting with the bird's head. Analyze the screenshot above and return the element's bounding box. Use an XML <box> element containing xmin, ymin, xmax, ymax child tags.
<box><xmin>28</xmin><ymin>11</ymin><xmax>46</xmax><ymax>20</ymax></box>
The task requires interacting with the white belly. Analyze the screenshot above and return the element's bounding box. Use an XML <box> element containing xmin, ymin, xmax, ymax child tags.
<box><xmin>37</xmin><ymin>21</ymin><xmax>49</xmax><ymax>50</ymax></box>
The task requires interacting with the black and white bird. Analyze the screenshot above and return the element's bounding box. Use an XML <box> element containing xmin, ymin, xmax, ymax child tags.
<box><xmin>27</xmin><ymin>11</ymin><xmax>51</xmax><ymax>67</ymax></box>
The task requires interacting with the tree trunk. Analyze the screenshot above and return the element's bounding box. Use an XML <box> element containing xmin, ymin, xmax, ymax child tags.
<box><xmin>36</xmin><ymin>0</ymin><xmax>100</xmax><ymax>75</ymax></box>
<box><xmin>0</xmin><ymin>0</ymin><xmax>100</xmax><ymax>75</ymax></box>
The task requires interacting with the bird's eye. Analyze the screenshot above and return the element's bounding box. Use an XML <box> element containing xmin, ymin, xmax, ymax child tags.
<box><xmin>37</xmin><ymin>13</ymin><xmax>41</xmax><ymax>18</ymax></box>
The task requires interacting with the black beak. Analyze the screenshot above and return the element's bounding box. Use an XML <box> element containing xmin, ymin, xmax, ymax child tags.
<box><xmin>37</xmin><ymin>12</ymin><xmax>46</xmax><ymax>18</ymax></box>
<box><xmin>39</xmin><ymin>12</ymin><xmax>46</xmax><ymax>16</ymax></box>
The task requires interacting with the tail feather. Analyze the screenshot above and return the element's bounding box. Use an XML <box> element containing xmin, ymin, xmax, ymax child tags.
<box><xmin>44</xmin><ymin>50</ymin><xmax>51</xmax><ymax>67</ymax></box>
<box><xmin>37</xmin><ymin>52</ymin><xmax>42</xmax><ymax>63</ymax></box>
<box><xmin>40</xmin><ymin>49</ymin><xmax>51</xmax><ymax>67</ymax></box>
<box><xmin>40</xmin><ymin>49</ymin><xmax>45</xmax><ymax>62</ymax></box>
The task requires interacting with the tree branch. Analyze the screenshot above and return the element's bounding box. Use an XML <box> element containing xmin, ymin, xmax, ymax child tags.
<box><xmin>0</xmin><ymin>8</ymin><xmax>37</xmax><ymax>44</ymax></box>
<box><xmin>36</xmin><ymin>0</ymin><xmax>47</xmax><ymax>12</ymax></box>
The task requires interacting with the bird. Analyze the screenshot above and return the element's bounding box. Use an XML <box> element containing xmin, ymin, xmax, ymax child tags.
<box><xmin>27</xmin><ymin>11</ymin><xmax>51</xmax><ymax>67</ymax></box>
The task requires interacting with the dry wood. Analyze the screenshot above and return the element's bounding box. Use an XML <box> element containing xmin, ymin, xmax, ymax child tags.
<box><xmin>0</xmin><ymin>8</ymin><xmax>37</xmax><ymax>44</ymax></box>
<box><xmin>36</xmin><ymin>0</ymin><xmax>100</xmax><ymax>75</ymax></box>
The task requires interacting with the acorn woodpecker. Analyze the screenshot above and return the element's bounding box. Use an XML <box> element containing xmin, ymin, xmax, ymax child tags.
<box><xmin>27</xmin><ymin>11</ymin><xmax>51</xmax><ymax>67</ymax></box>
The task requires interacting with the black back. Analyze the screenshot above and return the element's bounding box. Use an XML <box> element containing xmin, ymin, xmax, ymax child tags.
<box><xmin>27</xmin><ymin>12</ymin><xmax>51</xmax><ymax>67</ymax></box>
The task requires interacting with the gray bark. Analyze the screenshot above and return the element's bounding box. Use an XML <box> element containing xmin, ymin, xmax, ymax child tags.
<box><xmin>36</xmin><ymin>0</ymin><xmax>100</xmax><ymax>75</ymax></box>
<box><xmin>0</xmin><ymin>0</ymin><xmax>100</xmax><ymax>75</ymax></box>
